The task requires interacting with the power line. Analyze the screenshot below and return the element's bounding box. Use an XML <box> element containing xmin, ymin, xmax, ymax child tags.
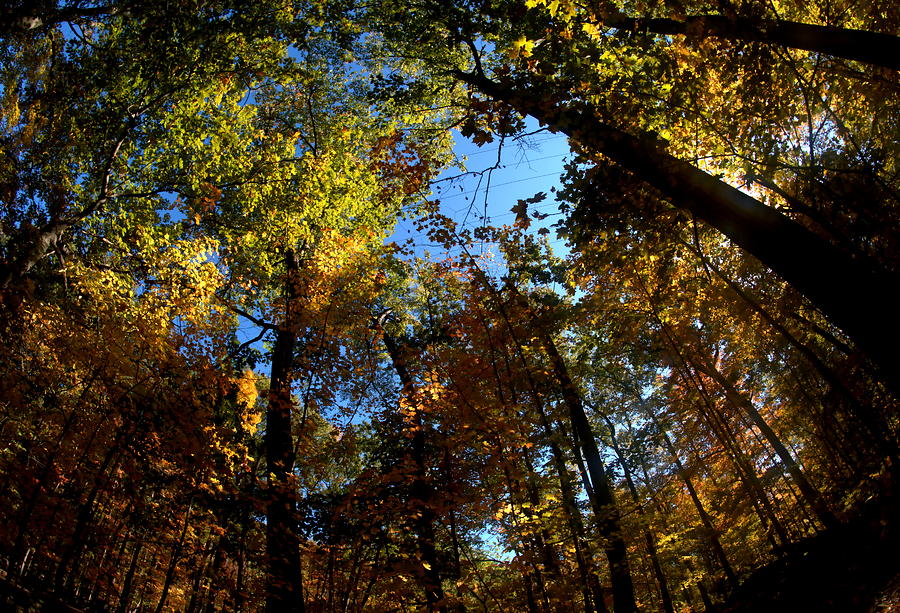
<box><xmin>436</xmin><ymin>171</ymin><xmax>563</xmax><ymax>201</ymax></box>
<box><xmin>456</xmin><ymin>134</ymin><xmax>568</xmax><ymax>158</ymax></box>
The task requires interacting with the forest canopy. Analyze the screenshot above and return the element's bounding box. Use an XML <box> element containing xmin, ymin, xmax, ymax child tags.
<box><xmin>0</xmin><ymin>1</ymin><xmax>897</xmax><ymax>612</ymax></box>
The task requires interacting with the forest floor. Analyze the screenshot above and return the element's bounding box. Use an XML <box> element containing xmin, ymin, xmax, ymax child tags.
<box><xmin>721</xmin><ymin>495</ymin><xmax>899</xmax><ymax>613</ymax></box>
<box><xmin>871</xmin><ymin>574</ymin><xmax>900</xmax><ymax>612</ymax></box>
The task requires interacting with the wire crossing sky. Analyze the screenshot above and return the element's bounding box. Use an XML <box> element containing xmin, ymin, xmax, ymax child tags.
<box><xmin>390</xmin><ymin>117</ymin><xmax>572</xmax><ymax>259</ymax></box>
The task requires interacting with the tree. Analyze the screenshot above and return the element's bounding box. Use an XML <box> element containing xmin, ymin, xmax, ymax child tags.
<box><xmin>1</xmin><ymin>3</ymin><xmax>898</xmax><ymax>612</ymax></box>
<box><xmin>368</xmin><ymin>0</ymin><xmax>900</xmax><ymax>389</ymax></box>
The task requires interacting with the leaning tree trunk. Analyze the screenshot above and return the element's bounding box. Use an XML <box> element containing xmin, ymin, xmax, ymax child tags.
<box><xmin>602</xmin><ymin>415</ymin><xmax>676</xmax><ymax>613</ymax></box>
<box><xmin>154</xmin><ymin>501</ymin><xmax>194</xmax><ymax>613</ymax></box>
<box><xmin>538</xmin><ymin>333</ymin><xmax>638</xmax><ymax>613</ymax></box>
<box><xmin>647</xmin><ymin>410</ymin><xmax>739</xmax><ymax>589</ymax></box>
<box><xmin>539</xmin><ymin>403</ymin><xmax>607</xmax><ymax>613</ymax></box>
<box><xmin>488</xmin><ymin>279</ymin><xmax>635</xmax><ymax>612</ymax></box>
<box><xmin>600</xmin><ymin>13</ymin><xmax>900</xmax><ymax>70</ymax></box>
<box><xmin>459</xmin><ymin>71</ymin><xmax>900</xmax><ymax>392</ymax></box>
<box><xmin>684</xmin><ymin>241</ymin><xmax>898</xmax><ymax>463</ymax></box>
<box><xmin>687</xmin><ymin>350</ymin><xmax>838</xmax><ymax>530</ymax></box>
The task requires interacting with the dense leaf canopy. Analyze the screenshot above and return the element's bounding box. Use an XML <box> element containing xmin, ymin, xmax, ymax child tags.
<box><xmin>0</xmin><ymin>1</ymin><xmax>897</xmax><ymax>612</ymax></box>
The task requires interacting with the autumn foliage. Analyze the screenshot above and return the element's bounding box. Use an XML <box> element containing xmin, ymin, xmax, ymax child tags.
<box><xmin>0</xmin><ymin>1</ymin><xmax>898</xmax><ymax>612</ymax></box>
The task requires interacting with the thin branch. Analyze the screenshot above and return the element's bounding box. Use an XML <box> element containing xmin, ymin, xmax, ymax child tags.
<box><xmin>227</xmin><ymin>304</ymin><xmax>278</xmax><ymax>331</ymax></box>
<box><xmin>462</xmin><ymin>38</ymin><xmax>486</xmax><ymax>79</ymax></box>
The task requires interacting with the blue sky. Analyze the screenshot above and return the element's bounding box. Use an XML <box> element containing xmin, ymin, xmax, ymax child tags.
<box><xmin>390</xmin><ymin>117</ymin><xmax>572</xmax><ymax>260</ymax></box>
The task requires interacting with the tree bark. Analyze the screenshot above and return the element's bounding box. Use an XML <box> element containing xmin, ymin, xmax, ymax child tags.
<box><xmin>538</xmin><ymin>333</ymin><xmax>638</xmax><ymax>613</ymax></box>
<box><xmin>0</xmin><ymin>133</ymin><xmax>127</xmax><ymax>291</ymax></box>
<box><xmin>52</xmin><ymin>437</ymin><xmax>124</xmax><ymax>592</ymax></box>
<box><xmin>684</xmin><ymin>375</ymin><xmax>792</xmax><ymax>550</ymax></box>
<box><xmin>492</xmin><ymin>281</ymin><xmax>635</xmax><ymax>612</ymax></box>
<box><xmin>560</xmin><ymin>419</ymin><xmax>609</xmax><ymax>612</ymax></box>
<box><xmin>265</xmin><ymin>249</ymin><xmax>305</xmax><ymax>613</ymax></box>
<box><xmin>602</xmin><ymin>13</ymin><xmax>900</xmax><ymax>70</ymax></box>
<box><xmin>378</xmin><ymin>324</ymin><xmax>447</xmax><ymax>612</ymax></box>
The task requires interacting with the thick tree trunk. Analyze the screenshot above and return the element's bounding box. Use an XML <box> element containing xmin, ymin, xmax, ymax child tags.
<box><xmin>603</xmin><ymin>13</ymin><xmax>900</xmax><ymax>70</ymax></box>
<box><xmin>265</xmin><ymin>250</ymin><xmax>305</xmax><ymax>613</ymax></box>
<box><xmin>460</xmin><ymin>72</ymin><xmax>900</xmax><ymax>390</ymax></box>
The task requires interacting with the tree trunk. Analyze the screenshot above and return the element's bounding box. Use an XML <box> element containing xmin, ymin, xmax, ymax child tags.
<box><xmin>687</xmin><ymin>351</ymin><xmax>838</xmax><ymax>529</ymax></box>
<box><xmin>378</xmin><ymin>325</ymin><xmax>447</xmax><ymax>612</ymax></box>
<box><xmin>652</xmin><ymin>416</ymin><xmax>739</xmax><ymax>589</ymax></box>
<box><xmin>539</xmin><ymin>405</ymin><xmax>606</xmax><ymax>613</ymax></box>
<box><xmin>154</xmin><ymin>501</ymin><xmax>193</xmax><ymax>613</ymax></box>
<box><xmin>690</xmin><ymin>380</ymin><xmax>792</xmax><ymax>550</ymax></box>
<box><xmin>602</xmin><ymin>416</ymin><xmax>676</xmax><ymax>613</ymax></box>
<box><xmin>447</xmin><ymin>507</ymin><xmax>469</xmax><ymax>612</ymax></box>
<box><xmin>186</xmin><ymin>538</ymin><xmax>215</xmax><ymax>613</ymax></box>
<box><xmin>602</xmin><ymin>13</ymin><xmax>900</xmax><ymax>70</ymax></box>
<box><xmin>685</xmin><ymin>242</ymin><xmax>898</xmax><ymax>462</ymax></box>
<box><xmin>116</xmin><ymin>539</ymin><xmax>144</xmax><ymax>613</ymax></box>
<box><xmin>522</xmin><ymin>450</ymin><xmax>566</xmax><ymax>609</ymax></box>
<box><xmin>265</xmin><ymin>249</ymin><xmax>305</xmax><ymax>613</ymax></box>
<box><xmin>490</xmin><ymin>281</ymin><xmax>635</xmax><ymax>612</ymax></box>
<box><xmin>537</xmin><ymin>333</ymin><xmax>638</xmax><ymax>613</ymax></box>
<box><xmin>559</xmin><ymin>419</ymin><xmax>609</xmax><ymax>613</ymax></box>
<box><xmin>203</xmin><ymin>537</ymin><xmax>228</xmax><ymax>613</ymax></box>
<box><xmin>53</xmin><ymin>438</ymin><xmax>123</xmax><ymax>592</ymax></box>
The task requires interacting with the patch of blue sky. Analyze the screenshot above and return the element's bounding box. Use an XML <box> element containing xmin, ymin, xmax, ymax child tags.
<box><xmin>154</xmin><ymin>190</ymin><xmax>186</xmax><ymax>224</ymax></box>
<box><xmin>390</xmin><ymin>116</ymin><xmax>572</xmax><ymax>265</ymax></box>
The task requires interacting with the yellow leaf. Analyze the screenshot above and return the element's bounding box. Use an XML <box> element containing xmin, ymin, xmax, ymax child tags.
<box><xmin>510</xmin><ymin>36</ymin><xmax>535</xmax><ymax>59</ymax></box>
<box><xmin>236</xmin><ymin>369</ymin><xmax>258</xmax><ymax>409</ymax></box>
<box><xmin>582</xmin><ymin>22</ymin><xmax>602</xmax><ymax>41</ymax></box>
